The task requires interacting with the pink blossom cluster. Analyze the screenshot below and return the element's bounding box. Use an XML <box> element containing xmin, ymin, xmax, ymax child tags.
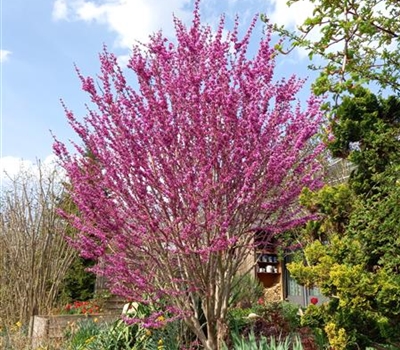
<box><xmin>54</xmin><ymin>0</ymin><xmax>324</xmax><ymax>331</ymax></box>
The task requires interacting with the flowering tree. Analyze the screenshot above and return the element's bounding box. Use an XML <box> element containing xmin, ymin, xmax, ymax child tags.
<box><xmin>54</xmin><ymin>2</ymin><xmax>324</xmax><ymax>349</ymax></box>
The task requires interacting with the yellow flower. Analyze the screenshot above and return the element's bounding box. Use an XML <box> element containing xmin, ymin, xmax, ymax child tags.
<box><xmin>15</xmin><ymin>321</ymin><xmax>22</xmax><ymax>328</ymax></box>
<box><xmin>145</xmin><ymin>329</ymin><xmax>152</xmax><ymax>336</ymax></box>
<box><xmin>157</xmin><ymin>315</ymin><xmax>165</xmax><ymax>322</ymax></box>
<box><xmin>158</xmin><ymin>339</ymin><xmax>164</xmax><ymax>345</ymax></box>
<box><xmin>93</xmin><ymin>317</ymin><xmax>98</xmax><ymax>323</ymax></box>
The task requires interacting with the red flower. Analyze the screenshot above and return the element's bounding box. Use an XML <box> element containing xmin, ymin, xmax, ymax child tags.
<box><xmin>310</xmin><ymin>297</ymin><xmax>318</xmax><ymax>305</ymax></box>
<box><xmin>63</xmin><ymin>300</ymin><xmax>101</xmax><ymax>314</ymax></box>
<box><xmin>258</xmin><ymin>297</ymin><xmax>264</xmax><ymax>305</ymax></box>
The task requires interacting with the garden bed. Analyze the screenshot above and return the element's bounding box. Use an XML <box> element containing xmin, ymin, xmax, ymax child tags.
<box><xmin>30</xmin><ymin>313</ymin><xmax>119</xmax><ymax>349</ymax></box>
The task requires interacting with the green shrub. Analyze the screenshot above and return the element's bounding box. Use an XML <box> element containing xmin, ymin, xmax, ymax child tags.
<box><xmin>58</xmin><ymin>257</ymin><xmax>96</xmax><ymax>305</ymax></box>
<box><xmin>64</xmin><ymin>319</ymin><xmax>104</xmax><ymax>350</ymax></box>
<box><xmin>229</xmin><ymin>273</ymin><xmax>265</xmax><ymax>309</ymax></box>
<box><xmin>63</xmin><ymin>301</ymin><xmax>189</xmax><ymax>350</ymax></box>
<box><xmin>226</xmin><ymin>301</ymin><xmax>320</xmax><ymax>349</ymax></box>
<box><xmin>227</xmin><ymin>305</ymin><xmax>264</xmax><ymax>334</ymax></box>
<box><xmin>262</xmin><ymin>301</ymin><xmax>302</xmax><ymax>330</ymax></box>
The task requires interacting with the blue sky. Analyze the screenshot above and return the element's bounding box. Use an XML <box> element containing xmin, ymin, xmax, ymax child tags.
<box><xmin>1</xmin><ymin>0</ymin><xmax>316</xmax><ymax>178</ymax></box>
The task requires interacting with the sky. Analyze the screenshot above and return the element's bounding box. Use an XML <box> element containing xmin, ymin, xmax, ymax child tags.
<box><xmin>1</xmin><ymin>0</ymin><xmax>316</xmax><ymax>180</ymax></box>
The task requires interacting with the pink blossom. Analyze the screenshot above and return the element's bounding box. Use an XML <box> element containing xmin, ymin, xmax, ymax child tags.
<box><xmin>54</xmin><ymin>1</ymin><xmax>325</xmax><ymax>348</ymax></box>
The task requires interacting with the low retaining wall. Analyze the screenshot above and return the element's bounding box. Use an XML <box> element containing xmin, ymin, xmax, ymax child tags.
<box><xmin>30</xmin><ymin>313</ymin><xmax>119</xmax><ymax>349</ymax></box>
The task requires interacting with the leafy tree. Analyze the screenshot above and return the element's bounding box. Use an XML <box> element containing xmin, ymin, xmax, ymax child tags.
<box><xmin>263</xmin><ymin>2</ymin><xmax>400</xmax><ymax>347</ymax></box>
<box><xmin>266</xmin><ymin>0</ymin><xmax>400</xmax><ymax>98</ymax></box>
<box><xmin>53</xmin><ymin>2</ymin><xmax>325</xmax><ymax>349</ymax></box>
<box><xmin>288</xmin><ymin>91</ymin><xmax>400</xmax><ymax>348</ymax></box>
<box><xmin>329</xmin><ymin>88</ymin><xmax>400</xmax><ymax>194</ymax></box>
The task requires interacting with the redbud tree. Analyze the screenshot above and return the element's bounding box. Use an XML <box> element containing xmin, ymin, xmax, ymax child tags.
<box><xmin>54</xmin><ymin>3</ymin><xmax>324</xmax><ymax>349</ymax></box>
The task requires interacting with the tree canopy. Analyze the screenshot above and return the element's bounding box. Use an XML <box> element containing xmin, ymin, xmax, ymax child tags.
<box><xmin>288</xmin><ymin>90</ymin><xmax>400</xmax><ymax>349</ymax></box>
<box><xmin>265</xmin><ymin>1</ymin><xmax>400</xmax><ymax>347</ymax></box>
<box><xmin>54</xmin><ymin>2</ymin><xmax>325</xmax><ymax>348</ymax></box>
<box><xmin>267</xmin><ymin>0</ymin><xmax>400</xmax><ymax>98</ymax></box>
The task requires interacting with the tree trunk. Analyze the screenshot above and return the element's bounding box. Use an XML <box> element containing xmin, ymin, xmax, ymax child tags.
<box><xmin>217</xmin><ymin>318</ymin><xmax>229</xmax><ymax>350</ymax></box>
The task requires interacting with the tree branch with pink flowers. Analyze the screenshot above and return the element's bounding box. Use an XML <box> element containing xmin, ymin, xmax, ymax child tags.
<box><xmin>54</xmin><ymin>2</ymin><xmax>325</xmax><ymax>348</ymax></box>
